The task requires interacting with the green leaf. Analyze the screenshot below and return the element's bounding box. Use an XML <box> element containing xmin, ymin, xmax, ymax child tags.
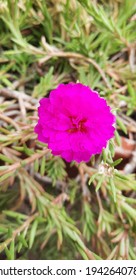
<box><xmin>34</xmin><ymin>158</ymin><xmax>39</xmax><ymax>173</ymax></box>
<box><xmin>23</xmin><ymin>144</ymin><xmax>34</xmax><ymax>156</ymax></box>
<box><xmin>96</xmin><ymin>175</ymin><xmax>105</xmax><ymax>191</ymax></box>
<box><xmin>111</xmin><ymin>158</ymin><xmax>123</xmax><ymax>167</ymax></box>
<box><xmin>114</xmin><ymin>130</ymin><xmax>121</xmax><ymax>146</ymax></box>
<box><xmin>0</xmin><ymin>172</ymin><xmax>13</xmax><ymax>183</ymax></box>
<box><xmin>29</xmin><ymin>219</ymin><xmax>38</xmax><ymax>249</ymax></box>
<box><xmin>5</xmin><ymin>240</ymin><xmax>15</xmax><ymax>260</ymax></box>
<box><xmin>88</xmin><ymin>173</ymin><xmax>98</xmax><ymax>185</ymax></box>
<box><xmin>33</xmin><ymin>67</ymin><xmax>54</xmax><ymax>98</ymax></box>
<box><xmin>9</xmin><ymin>240</ymin><xmax>15</xmax><ymax>260</ymax></box>
<box><xmin>40</xmin><ymin>156</ymin><xmax>46</xmax><ymax>176</ymax></box>
<box><xmin>109</xmin><ymin>178</ymin><xmax>116</xmax><ymax>202</ymax></box>
<box><xmin>3</xmin><ymin>211</ymin><xmax>27</xmax><ymax>220</ymax></box>
<box><xmin>102</xmin><ymin>148</ymin><xmax>107</xmax><ymax>163</ymax></box>
<box><xmin>0</xmin><ymin>227</ymin><xmax>8</xmax><ymax>233</ymax></box>
<box><xmin>5</xmin><ymin>246</ymin><xmax>12</xmax><ymax>260</ymax></box>
<box><xmin>121</xmin><ymin>202</ymin><xmax>136</xmax><ymax>221</ymax></box>
<box><xmin>117</xmin><ymin>118</ymin><xmax>127</xmax><ymax>134</ymax></box>
<box><xmin>0</xmin><ymin>153</ymin><xmax>13</xmax><ymax>163</ymax></box>
<box><xmin>18</xmin><ymin>233</ymin><xmax>28</xmax><ymax>252</ymax></box>
<box><xmin>114</xmin><ymin>171</ymin><xmax>129</xmax><ymax>181</ymax></box>
<box><xmin>127</xmin><ymin>81</ymin><xmax>136</xmax><ymax>100</ymax></box>
<box><xmin>109</xmin><ymin>140</ymin><xmax>115</xmax><ymax>157</ymax></box>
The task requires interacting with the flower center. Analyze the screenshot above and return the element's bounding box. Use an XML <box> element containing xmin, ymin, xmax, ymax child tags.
<box><xmin>67</xmin><ymin>117</ymin><xmax>87</xmax><ymax>133</ymax></box>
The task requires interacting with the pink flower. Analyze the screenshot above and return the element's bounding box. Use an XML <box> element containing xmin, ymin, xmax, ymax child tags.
<box><xmin>35</xmin><ymin>83</ymin><xmax>115</xmax><ymax>163</ymax></box>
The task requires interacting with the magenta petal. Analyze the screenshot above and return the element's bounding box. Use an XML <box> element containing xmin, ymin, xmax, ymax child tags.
<box><xmin>34</xmin><ymin>83</ymin><xmax>116</xmax><ymax>163</ymax></box>
<box><xmin>34</xmin><ymin>124</ymin><xmax>49</xmax><ymax>142</ymax></box>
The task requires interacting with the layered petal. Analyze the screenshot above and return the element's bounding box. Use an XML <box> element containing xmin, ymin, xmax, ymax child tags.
<box><xmin>34</xmin><ymin>83</ymin><xmax>116</xmax><ymax>163</ymax></box>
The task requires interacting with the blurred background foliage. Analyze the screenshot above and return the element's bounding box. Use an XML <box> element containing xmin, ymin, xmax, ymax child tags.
<box><xmin>0</xmin><ymin>0</ymin><xmax>136</xmax><ymax>260</ymax></box>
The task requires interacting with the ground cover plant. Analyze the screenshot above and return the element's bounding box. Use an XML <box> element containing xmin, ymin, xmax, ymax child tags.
<box><xmin>0</xmin><ymin>0</ymin><xmax>136</xmax><ymax>260</ymax></box>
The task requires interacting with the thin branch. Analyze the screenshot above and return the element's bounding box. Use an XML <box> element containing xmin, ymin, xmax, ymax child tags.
<box><xmin>78</xmin><ymin>164</ymin><xmax>91</xmax><ymax>201</ymax></box>
<box><xmin>0</xmin><ymin>88</ymin><xmax>37</xmax><ymax>105</ymax></box>
<box><xmin>0</xmin><ymin>148</ymin><xmax>50</xmax><ymax>177</ymax></box>
<box><xmin>0</xmin><ymin>212</ymin><xmax>39</xmax><ymax>253</ymax></box>
<box><xmin>0</xmin><ymin>113</ymin><xmax>20</xmax><ymax>131</ymax></box>
<box><xmin>39</xmin><ymin>37</ymin><xmax>112</xmax><ymax>89</ymax></box>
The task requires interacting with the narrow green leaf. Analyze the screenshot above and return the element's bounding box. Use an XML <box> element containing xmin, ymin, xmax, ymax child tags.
<box><xmin>9</xmin><ymin>240</ymin><xmax>15</xmax><ymax>260</ymax></box>
<box><xmin>40</xmin><ymin>156</ymin><xmax>46</xmax><ymax>176</ymax></box>
<box><xmin>0</xmin><ymin>227</ymin><xmax>8</xmax><ymax>233</ymax></box>
<box><xmin>114</xmin><ymin>171</ymin><xmax>128</xmax><ymax>181</ymax></box>
<box><xmin>121</xmin><ymin>202</ymin><xmax>136</xmax><ymax>221</ymax></box>
<box><xmin>88</xmin><ymin>173</ymin><xmax>97</xmax><ymax>185</ymax></box>
<box><xmin>109</xmin><ymin>141</ymin><xmax>115</xmax><ymax>158</ymax></box>
<box><xmin>0</xmin><ymin>172</ymin><xmax>13</xmax><ymax>183</ymax></box>
<box><xmin>109</xmin><ymin>178</ymin><xmax>116</xmax><ymax>202</ymax></box>
<box><xmin>111</xmin><ymin>158</ymin><xmax>123</xmax><ymax>167</ymax></box>
<box><xmin>18</xmin><ymin>234</ymin><xmax>28</xmax><ymax>252</ymax></box>
<box><xmin>114</xmin><ymin>130</ymin><xmax>121</xmax><ymax>146</ymax></box>
<box><xmin>3</xmin><ymin>211</ymin><xmax>27</xmax><ymax>220</ymax></box>
<box><xmin>127</xmin><ymin>81</ymin><xmax>135</xmax><ymax>100</ymax></box>
<box><xmin>96</xmin><ymin>175</ymin><xmax>105</xmax><ymax>191</ymax></box>
<box><xmin>117</xmin><ymin>118</ymin><xmax>127</xmax><ymax>134</ymax></box>
<box><xmin>5</xmin><ymin>246</ymin><xmax>12</xmax><ymax>260</ymax></box>
<box><xmin>34</xmin><ymin>158</ymin><xmax>39</xmax><ymax>173</ymax></box>
<box><xmin>102</xmin><ymin>148</ymin><xmax>107</xmax><ymax>163</ymax></box>
<box><xmin>0</xmin><ymin>154</ymin><xmax>13</xmax><ymax>163</ymax></box>
<box><xmin>75</xmin><ymin>243</ymin><xmax>88</xmax><ymax>260</ymax></box>
<box><xmin>29</xmin><ymin>219</ymin><xmax>38</xmax><ymax>249</ymax></box>
<box><xmin>23</xmin><ymin>144</ymin><xmax>34</xmax><ymax>156</ymax></box>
